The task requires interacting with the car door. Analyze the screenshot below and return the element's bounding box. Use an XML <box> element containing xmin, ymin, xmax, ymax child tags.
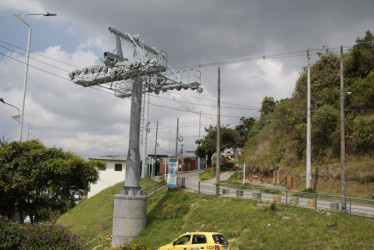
<box><xmin>190</xmin><ymin>234</ymin><xmax>208</xmax><ymax>250</ymax></box>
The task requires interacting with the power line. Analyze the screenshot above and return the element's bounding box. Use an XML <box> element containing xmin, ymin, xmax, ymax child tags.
<box><xmin>0</xmin><ymin>40</ymin><xmax>80</xmax><ymax>69</ymax></box>
<box><xmin>164</xmin><ymin>91</ymin><xmax>261</xmax><ymax>108</ymax></box>
<box><xmin>0</xmin><ymin>51</ymin><xmax>116</xmax><ymax>97</ymax></box>
<box><xmin>148</xmin><ymin>102</ymin><xmax>251</xmax><ymax>119</ymax></box>
<box><xmin>150</xmin><ymin>93</ymin><xmax>260</xmax><ymax>110</ymax></box>
<box><xmin>0</xmin><ymin>51</ymin><xmax>71</xmax><ymax>81</ymax></box>
<box><xmin>0</xmin><ymin>44</ymin><xmax>71</xmax><ymax>73</ymax></box>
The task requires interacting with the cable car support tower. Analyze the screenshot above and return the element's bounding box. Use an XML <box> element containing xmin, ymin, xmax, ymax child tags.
<box><xmin>69</xmin><ymin>27</ymin><xmax>203</xmax><ymax>247</ymax></box>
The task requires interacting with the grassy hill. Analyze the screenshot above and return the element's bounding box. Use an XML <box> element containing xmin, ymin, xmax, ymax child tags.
<box><xmin>57</xmin><ymin>182</ymin><xmax>374</xmax><ymax>249</ymax></box>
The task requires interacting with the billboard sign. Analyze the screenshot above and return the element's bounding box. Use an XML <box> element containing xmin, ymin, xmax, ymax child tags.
<box><xmin>167</xmin><ymin>158</ymin><xmax>178</xmax><ymax>187</ymax></box>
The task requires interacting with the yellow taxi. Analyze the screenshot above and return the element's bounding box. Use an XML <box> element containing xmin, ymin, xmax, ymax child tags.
<box><xmin>158</xmin><ymin>232</ymin><xmax>231</xmax><ymax>250</ymax></box>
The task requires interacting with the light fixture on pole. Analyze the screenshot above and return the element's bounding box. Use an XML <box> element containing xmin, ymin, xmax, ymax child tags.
<box><xmin>0</xmin><ymin>97</ymin><xmax>21</xmax><ymax>123</ymax></box>
<box><xmin>0</xmin><ymin>97</ymin><xmax>20</xmax><ymax>112</ymax></box>
<box><xmin>14</xmin><ymin>12</ymin><xmax>57</xmax><ymax>142</ymax></box>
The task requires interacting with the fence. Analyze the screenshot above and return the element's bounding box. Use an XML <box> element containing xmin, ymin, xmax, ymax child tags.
<box><xmin>197</xmin><ymin>181</ymin><xmax>374</xmax><ymax>218</ymax></box>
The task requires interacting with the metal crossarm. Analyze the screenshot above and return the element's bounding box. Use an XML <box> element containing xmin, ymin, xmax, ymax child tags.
<box><xmin>69</xmin><ymin>27</ymin><xmax>202</xmax><ymax>98</ymax></box>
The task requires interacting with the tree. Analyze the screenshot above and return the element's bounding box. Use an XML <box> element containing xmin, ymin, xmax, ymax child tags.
<box><xmin>345</xmin><ymin>30</ymin><xmax>374</xmax><ymax>79</ymax></box>
<box><xmin>0</xmin><ymin>140</ymin><xmax>105</xmax><ymax>223</ymax></box>
<box><xmin>260</xmin><ymin>97</ymin><xmax>276</xmax><ymax>117</ymax></box>
<box><xmin>233</xmin><ymin>117</ymin><xmax>256</xmax><ymax>158</ymax></box>
<box><xmin>195</xmin><ymin>125</ymin><xmax>237</xmax><ymax>167</ymax></box>
<box><xmin>234</xmin><ymin>117</ymin><xmax>256</xmax><ymax>148</ymax></box>
<box><xmin>311</xmin><ymin>105</ymin><xmax>340</xmax><ymax>157</ymax></box>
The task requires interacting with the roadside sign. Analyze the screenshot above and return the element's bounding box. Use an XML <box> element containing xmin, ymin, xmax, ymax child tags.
<box><xmin>167</xmin><ymin>158</ymin><xmax>178</xmax><ymax>187</ymax></box>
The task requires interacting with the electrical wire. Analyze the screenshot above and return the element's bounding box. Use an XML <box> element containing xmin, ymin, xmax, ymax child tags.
<box><xmin>0</xmin><ymin>40</ymin><xmax>80</xmax><ymax>69</ymax></box>
<box><xmin>148</xmin><ymin>102</ymin><xmax>253</xmax><ymax>119</ymax></box>
<box><xmin>151</xmin><ymin>93</ymin><xmax>260</xmax><ymax>111</ymax></box>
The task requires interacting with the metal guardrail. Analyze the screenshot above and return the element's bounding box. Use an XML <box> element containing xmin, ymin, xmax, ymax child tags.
<box><xmin>142</xmin><ymin>178</ymin><xmax>167</xmax><ymax>196</ymax></box>
<box><xmin>198</xmin><ymin>181</ymin><xmax>374</xmax><ymax>217</ymax></box>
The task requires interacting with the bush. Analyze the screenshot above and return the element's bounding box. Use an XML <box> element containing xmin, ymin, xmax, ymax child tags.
<box><xmin>221</xmin><ymin>162</ymin><xmax>235</xmax><ymax>171</ymax></box>
<box><xmin>0</xmin><ymin>216</ymin><xmax>87</xmax><ymax>249</ymax></box>
<box><xmin>113</xmin><ymin>239</ymin><xmax>150</xmax><ymax>250</ymax></box>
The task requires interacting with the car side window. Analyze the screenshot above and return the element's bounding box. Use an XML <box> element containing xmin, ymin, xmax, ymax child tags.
<box><xmin>192</xmin><ymin>235</ymin><xmax>207</xmax><ymax>244</ymax></box>
<box><xmin>174</xmin><ymin>235</ymin><xmax>191</xmax><ymax>245</ymax></box>
<box><xmin>212</xmin><ymin>234</ymin><xmax>228</xmax><ymax>245</ymax></box>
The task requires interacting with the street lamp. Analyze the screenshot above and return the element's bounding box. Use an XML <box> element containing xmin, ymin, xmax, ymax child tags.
<box><xmin>14</xmin><ymin>12</ymin><xmax>57</xmax><ymax>142</ymax></box>
<box><xmin>0</xmin><ymin>97</ymin><xmax>20</xmax><ymax>112</ymax></box>
<box><xmin>0</xmin><ymin>97</ymin><xmax>21</xmax><ymax>123</ymax></box>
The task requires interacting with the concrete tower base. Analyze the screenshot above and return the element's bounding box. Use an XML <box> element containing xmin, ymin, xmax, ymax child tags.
<box><xmin>111</xmin><ymin>194</ymin><xmax>147</xmax><ymax>247</ymax></box>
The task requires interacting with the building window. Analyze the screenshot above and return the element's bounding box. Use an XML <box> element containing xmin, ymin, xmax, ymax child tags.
<box><xmin>115</xmin><ymin>164</ymin><xmax>122</xmax><ymax>171</ymax></box>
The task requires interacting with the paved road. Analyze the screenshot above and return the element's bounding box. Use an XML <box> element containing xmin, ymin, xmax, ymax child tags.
<box><xmin>178</xmin><ymin>170</ymin><xmax>374</xmax><ymax>217</ymax></box>
<box><xmin>179</xmin><ymin>170</ymin><xmax>234</xmax><ymax>189</ymax></box>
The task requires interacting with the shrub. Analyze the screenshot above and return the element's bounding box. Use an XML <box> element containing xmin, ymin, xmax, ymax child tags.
<box><xmin>113</xmin><ymin>239</ymin><xmax>150</xmax><ymax>250</ymax></box>
<box><xmin>0</xmin><ymin>216</ymin><xmax>87</xmax><ymax>249</ymax></box>
<box><xmin>220</xmin><ymin>162</ymin><xmax>235</xmax><ymax>171</ymax></box>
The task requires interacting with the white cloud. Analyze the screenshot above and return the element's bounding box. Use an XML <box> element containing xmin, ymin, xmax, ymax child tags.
<box><xmin>0</xmin><ymin>39</ymin><xmax>132</xmax><ymax>157</ymax></box>
<box><xmin>2</xmin><ymin>0</ymin><xmax>374</xmax><ymax>157</ymax></box>
<box><xmin>0</xmin><ymin>0</ymin><xmax>45</xmax><ymax>13</ymax></box>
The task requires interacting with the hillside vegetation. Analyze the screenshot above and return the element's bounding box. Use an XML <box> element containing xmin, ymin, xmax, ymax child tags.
<box><xmin>239</xmin><ymin>31</ymin><xmax>374</xmax><ymax>196</ymax></box>
<box><xmin>57</xmin><ymin>187</ymin><xmax>374</xmax><ymax>249</ymax></box>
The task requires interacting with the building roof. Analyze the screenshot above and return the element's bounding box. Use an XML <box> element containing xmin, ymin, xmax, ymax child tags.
<box><xmin>89</xmin><ymin>155</ymin><xmax>126</xmax><ymax>162</ymax></box>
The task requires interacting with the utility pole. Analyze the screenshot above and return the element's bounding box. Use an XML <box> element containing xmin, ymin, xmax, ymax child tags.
<box><xmin>180</xmin><ymin>144</ymin><xmax>184</xmax><ymax>171</ymax></box>
<box><xmin>168</xmin><ymin>129</ymin><xmax>171</xmax><ymax>157</ymax></box>
<box><xmin>153</xmin><ymin>121</ymin><xmax>158</xmax><ymax>177</ymax></box>
<box><xmin>175</xmin><ymin>117</ymin><xmax>179</xmax><ymax>170</ymax></box>
<box><xmin>141</xmin><ymin>93</ymin><xmax>150</xmax><ymax>178</ymax></box>
<box><xmin>198</xmin><ymin>111</ymin><xmax>201</xmax><ymax>170</ymax></box>
<box><xmin>216</xmin><ymin>67</ymin><xmax>221</xmax><ymax>194</ymax></box>
<box><xmin>340</xmin><ymin>45</ymin><xmax>347</xmax><ymax>210</ymax></box>
<box><xmin>306</xmin><ymin>48</ymin><xmax>312</xmax><ymax>189</ymax></box>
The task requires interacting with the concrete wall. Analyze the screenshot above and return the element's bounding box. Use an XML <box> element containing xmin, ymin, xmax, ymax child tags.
<box><xmin>88</xmin><ymin>161</ymin><xmax>126</xmax><ymax>198</ymax></box>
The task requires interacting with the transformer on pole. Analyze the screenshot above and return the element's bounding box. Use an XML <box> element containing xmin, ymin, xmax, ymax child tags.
<box><xmin>69</xmin><ymin>27</ymin><xmax>203</xmax><ymax>247</ymax></box>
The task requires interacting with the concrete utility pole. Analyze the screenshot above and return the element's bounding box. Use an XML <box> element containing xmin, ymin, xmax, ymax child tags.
<box><xmin>340</xmin><ymin>45</ymin><xmax>347</xmax><ymax>210</ymax></box>
<box><xmin>68</xmin><ymin>27</ymin><xmax>203</xmax><ymax>247</ymax></box>
<box><xmin>216</xmin><ymin>67</ymin><xmax>221</xmax><ymax>194</ymax></box>
<box><xmin>153</xmin><ymin>121</ymin><xmax>158</xmax><ymax>177</ymax></box>
<box><xmin>198</xmin><ymin>111</ymin><xmax>201</xmax><ymax>170</ymax></box>
<box><xmin>306</xmin><ymin>49</ymin><xmax>312</xmax><ymax>189</ymax></box>
<box><xmin>175</xmin><ymin>117</ymin><xmax>179</xmax><ymax>170</ymax></box>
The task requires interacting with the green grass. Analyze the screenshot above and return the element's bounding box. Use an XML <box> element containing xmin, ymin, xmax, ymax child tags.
<box><xmin>57</xmin><ymin>181</ymin><xmax>374</xmax><ymax>250</ymax></box>
<box><xmin>56</xmin><ymin>178</ymin><xmax>158</xmax><ymax>249</ymax></box>
<box><xmin>140</xmin><ymin>189</ymin><xmax>374</xmax><ymax>249</ymax></box>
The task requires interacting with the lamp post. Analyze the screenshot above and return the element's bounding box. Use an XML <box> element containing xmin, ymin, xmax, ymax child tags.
<box><xmin>14</xmin><ymin>12</ymin><xmax>56</xmax><ymax>142</ymax></box>
<box><xmin>0</xmin><ymin>97</ymin><xmax>20</xmax><ymax>112</ymax></box>
<box><xmin>0</xmin><ymin>97</ymin><xmax>21</xmax><ymax>124</ymax></box>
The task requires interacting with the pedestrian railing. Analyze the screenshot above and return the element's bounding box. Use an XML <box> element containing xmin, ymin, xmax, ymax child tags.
<box><xmin>197</xmin><ymin>181</ymin><xmax>374</xmax><ymax>218</ymax></box>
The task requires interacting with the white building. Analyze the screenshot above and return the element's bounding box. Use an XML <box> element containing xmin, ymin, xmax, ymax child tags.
<box><xmin>87</xmin><ymin>155</ymin><xmax>126</xmax><ymax>198</ymax></box>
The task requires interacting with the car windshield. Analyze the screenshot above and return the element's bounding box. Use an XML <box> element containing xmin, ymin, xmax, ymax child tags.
<box><xmin>212</xmin><ymin>234</ymin><xmax>228</xmax><ymax>245</ymax></box>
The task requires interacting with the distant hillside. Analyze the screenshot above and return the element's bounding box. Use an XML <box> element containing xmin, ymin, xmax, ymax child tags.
<box><xmin>239</xmin><ymin>31</ymin><xmax>374</xmax><ymax>191</ymax></box>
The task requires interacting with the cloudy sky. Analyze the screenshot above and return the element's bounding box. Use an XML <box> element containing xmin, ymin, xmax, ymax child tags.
<box><xmin>1</xmin><ymin>0</ymin><xmax>373</xmax><ymax>159</ymax></box>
